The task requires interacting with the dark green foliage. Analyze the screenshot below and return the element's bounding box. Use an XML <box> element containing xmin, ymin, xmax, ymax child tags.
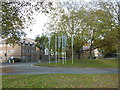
<box><xmin>1</xmin><ymin>1</ymin><xmax>53</xmax><ymax>45</ymax></box>
<box><xmin>1</xmin><ymin>2</ymin><xmax>26</xmax><ymax>44</ymax></box>
<box><xmin>35</xmin><ymin>35</ymin><xmax>48</xmax><ymax>60</ymax></box>
<box><xmin>35</xmin><ymin>35</ymin><xmax>48</xmax><ymax>49</ymax></box>
<box><xmin>47</xmin><ymin>1</ymin><xmax>119</xmax><ymax>59</ymax></box>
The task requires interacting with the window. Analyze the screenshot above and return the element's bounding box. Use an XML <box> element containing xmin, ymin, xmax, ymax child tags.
<box><xmin>0</xmin><ymin>50</ymin><xmax>2</xmax><ymax>53</ymax></box>
<box><xmin>37</xmin><ymin>50</ymin><xmax>39</xmax><ymax>53</ymax></box>
<box><xmin>23</xmin><ymin>56</ymin><xmax>25</xmax><ymax>59</ymax></box>
<box><xmin>32</xmin><ymin>44</ymin><xmax>34</xmax><ymax>47</ymax></box>
<box><xmin>0</xmin><ymin>57</ymin><xmax>2</xmax><ymax>60</ymax></box>
<box><xmin>7</xmin><ymin>44</ymin><xmax>11</xmax><ymax>47</ymax></box>
<box><xmin>28</xmin><ymin>43</ymin><xmax>30</xmax><ymax>46</ymax></box>
<box><xmin>28</xmin><ymin>50</ymin><xmax>30</xmax><ymax>52</ymax></box>
<box><xmin>8</xmin><ymin>50</ymin><xmax>14</xmax><ymax>53</ymax></box>
<box><xmin>8</xmin><ymin>50</ymin><xmax>10</xmax><ymax>53</ymax></box>
<box><xmin>22</xmin><ymin>43</ymin><xmax>25</xmax><ymax>46</ymax></box>
<box><xmin>10</xmin><ymin>50</ymin><xmax>14</xmax><ymax>53</ymax></box>
<box><xmin>0</xmin><ymin>44</ymin><xmax>2</xmax><ymax>47</ymax></box>
<box><xmin>22</xmin><ymin>50</ymin><xmax>25</xmax><ymax>52</ymax></box>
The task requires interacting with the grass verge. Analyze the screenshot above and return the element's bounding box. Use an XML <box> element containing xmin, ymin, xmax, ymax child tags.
<box><xmin>34</xmin><ymin>59</ymin><xmax>118</xmax><ymax>68</ymax></box>
<box><xmin>2</xmin><ymin>73</ymin><xmax>119</xmax><ymax>88</ymax></box>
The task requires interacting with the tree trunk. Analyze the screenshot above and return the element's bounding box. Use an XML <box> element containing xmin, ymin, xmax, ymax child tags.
<box><xmin>39</xmin><ymin>48</ymin><xmax>40</xmax><ymax>60</ymax></box>
<box><xmin>89</xmin><ymin>39</ymin><xmax>93</xmax><ymax>59</ymax></box>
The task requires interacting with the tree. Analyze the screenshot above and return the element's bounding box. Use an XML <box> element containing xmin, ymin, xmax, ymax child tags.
<box><xmin>93</xmin><ymin>1</ymin><xmax>120</xmax><ymax>58</ymax></box>
<box><xmin>47</xmin><ymin>1</ymin><xmax>119</xmax><ymax>60</ymax></box>
<box><xmin>86</xmin><ymin>2</ymin><xmax>119</xmax><ymax>59</ymax></box>
<box><xmin>47</xmin><ymin>2</ymin><xmax>90</xmax><ymax>60</ymax></box>
<box><xmin>1</xmin><ymin>2</ymin><xmax>26</xmax><ymax>44</ymax></box>
<box><xmin>35</xmin><ymin>35</ymin><xmax>48</xmax><ymax>60</ymax></box>
<box><xmin>1</xmin><ymin>1</ymin><xmax>53</xmax><ymax>45</ymax></box>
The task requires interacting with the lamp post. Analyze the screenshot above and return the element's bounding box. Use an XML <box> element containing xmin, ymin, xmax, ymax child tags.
<box><xmin>48</xmin><ymin>36</ymin><xmax>51</xmax><ymax>64</ymax></box>
<box><xmin>62</xmin><ymin>35</ymin><xmax>64</xmax><ymax>64</ymax></box>
<box><xmin>58</xmin><ymin>36</ymin><xmax>61</xmax><ymax>63</ymax></box>
<box><xmin>5</xmin><ymin>42</ymin><xmax>7</xmax><ymax>62</ymax></box>
<box><xmin>71</xmin><ymin>34</ymin><xmax>74</xmax><ymax>64</ymax></box>
<box><xmin>55</xmin><ymin>36</ymin><xmax>57</xmax><ymax>64</ymax></box>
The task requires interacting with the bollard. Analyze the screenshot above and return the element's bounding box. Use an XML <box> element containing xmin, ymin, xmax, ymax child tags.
<box><xmin>9</xmin><ymin>60</ymin><xmax>11</xmax><ymax>63</ymax></box>
<box><xmin>12</xmin><ymin>60</ymin><xmax>14</xmax><ymax>63</ymax></box>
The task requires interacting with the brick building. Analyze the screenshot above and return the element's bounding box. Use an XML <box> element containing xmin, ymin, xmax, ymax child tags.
<box><xmin>0</xmin><ymin>38</ymin><xmax>39</xmax><ymax>62</ymax></box>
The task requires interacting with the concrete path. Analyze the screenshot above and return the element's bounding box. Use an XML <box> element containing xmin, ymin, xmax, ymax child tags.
<box><xmin>0</xmin><ymin>62</ymin><xmax>119</xmax><ymax>75</ymax></box>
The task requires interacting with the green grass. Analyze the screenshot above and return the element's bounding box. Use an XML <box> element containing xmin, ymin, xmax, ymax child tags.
<box><xmin>2</xmin><ymin>74</ymin><xmax>118</xmax><ymax>88</ymax></box>
<box><xmin>34</xmin><ymin>59</ymin><xmax>118</xmax><ymax>68</ymax></box>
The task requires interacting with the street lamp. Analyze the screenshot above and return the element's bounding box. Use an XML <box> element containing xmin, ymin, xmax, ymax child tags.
<box><xmin>48</xmin><ymin>36</ymin><xmax>51</xmax><ymax>64</ymax></box>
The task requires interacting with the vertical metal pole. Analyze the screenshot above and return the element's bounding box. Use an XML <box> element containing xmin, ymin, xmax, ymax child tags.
<box><xmin>55</xmin><ymin>36</ymin><xmax>57</xmax><ymax>64</ymax></box>
<box><xmin>6</xmin><ymin>43</ymin><xmax>7</xmax><ymax>62</ymax></box>
<box><xmin>65</xmin><ymin>50</ymin><xmax>66</xmax><ymax>63</ymax></box>
<box><xmin>58</xmin><ymin>45</ymin><xmax>60</xmax><ymax>63</ymax></box>
<box><xmin>58</xmin><ymin>51</ymin><xmax>60</xmax><ymax>63</ymax></box>
<box><xmin>55</xmin><ymin>36</ymin><xmax>56</xmax><ymax>63</ymax></box>
<box><xmin>62</xmin><ymin>35</ymin><xmax>64</xmax><ymax>64</ymax></box>
<box><xmin>58</xmin><ymin>36</ymin><xmax>60</xmax><ymax>63</ymax></box>
<box><xmin>72</xmin><ymin>35</ymin><xmax>73</xmax><ymax>64</ymax></box>
<box><xmin>49</xmin><ymin>37</ymin><xmax>51</xmax><ymax>64</ymax></box>
<box><xmin>65</xmin><ymin>36</ymin><xmax>67</xmax><ymax>63</ymax></box>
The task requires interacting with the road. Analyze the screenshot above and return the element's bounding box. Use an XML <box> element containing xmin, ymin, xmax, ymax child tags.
<box><xmin>0</xmin><ymin>62</ymin><xmax>119</xmax><ymax>75</ymax></box>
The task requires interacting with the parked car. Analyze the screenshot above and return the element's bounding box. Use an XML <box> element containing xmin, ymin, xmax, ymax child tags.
<box><xmin>7</xmin><ymin>58</ymin><xmax>21</xmax><ymax>63</ymax></box>
<box><xmin>14</xmin><ymin>58</ymin><xmax>21</xmax><ymax>62</ymax></box>
<box><xmin>57</xmin><ymin>57</ymin><xmax>65</xmax><ymax>59</ymax></box>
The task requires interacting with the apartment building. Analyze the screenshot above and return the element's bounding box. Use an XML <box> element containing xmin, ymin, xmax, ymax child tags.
<box><xmin>0</xmin><ymin>38</ymin><xmax>39</xmax><ymax>62</ymax></box>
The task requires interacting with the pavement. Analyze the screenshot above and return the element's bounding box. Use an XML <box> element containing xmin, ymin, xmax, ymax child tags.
<box><xmin>0</xmin><ymin>62</ymin><xmax>119</xmax><ymax>75</ymax></box>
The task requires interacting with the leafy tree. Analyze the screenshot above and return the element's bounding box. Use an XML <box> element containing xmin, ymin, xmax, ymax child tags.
<box><xmin>1</xmin><ymin>2</ymin><xmax>26</xmax><ymax>44</ymax></box>
<box><xmin>47</xmin><ymin>2</ymin><xmax>90</xmax><ymax>59</ymax></box>
<box><xmin>47</xmin><ymin>1</ymin><xmax>119</xmax><ymax>59</ymax></box>
<box><xmin>35</xmin><ymin>35</ymin><xmax>48</xmax><ymax>60</ymax></box>
<box><xmin>1</xmin><ymin>1</ymin><xmax>53</xmax><ymax>45</ymax></box>
<box><xmin>94</xmin><ymin>1</ymin><xmax>120</xmax><ymax>58</ymax></box>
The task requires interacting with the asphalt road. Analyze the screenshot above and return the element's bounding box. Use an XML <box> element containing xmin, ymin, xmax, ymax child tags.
<box><xmin>0</xmin><ymin>62</ymin><xmax>119</xmax><ymax>75</ymax></box>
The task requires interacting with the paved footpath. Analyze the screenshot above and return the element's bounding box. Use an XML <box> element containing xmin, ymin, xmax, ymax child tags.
<box><xmin>0</xmin><ymin>62</ymin><xmax>119</xmax><ymax>75</ymax></box>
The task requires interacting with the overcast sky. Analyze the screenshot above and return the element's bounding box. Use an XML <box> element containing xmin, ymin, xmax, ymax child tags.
<box><xmin>24</xmin><ymin>13</ymin><xmax>48</xmax><ymax>39</ymax></box>
<box><xmin>24</xmin><ymin>0</ymin><xmax>114</xmax><ymax>39</ymax></box>
<box><xmin>23</xmin><ymin>0</ymin><xmax>94</xmax><ymax>39</ymax></box>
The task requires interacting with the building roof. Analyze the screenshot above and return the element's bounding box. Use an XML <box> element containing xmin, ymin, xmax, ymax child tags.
<box><xmin>82</xmin><ymin>46</ymin><xmax>90</xmax><ymax>50</ymax></box>
<box><xmin>21</xmin><ymin>38</ymin><xmax>35</xmax><ymax>44</ymax></box>
<box><xmin>0</xmin><ymin>37</ymin><xmax>35</xmax><ymax>45</ymax></box>
<box><xmin>0</xmin><ymin>39</ymin><xmax>6</xmax><ymax>44</ymax></box>
<box><xmin>80</xmin><ymin>43</ymin><xmax>91</xmax><ymax>51</ymax></box>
